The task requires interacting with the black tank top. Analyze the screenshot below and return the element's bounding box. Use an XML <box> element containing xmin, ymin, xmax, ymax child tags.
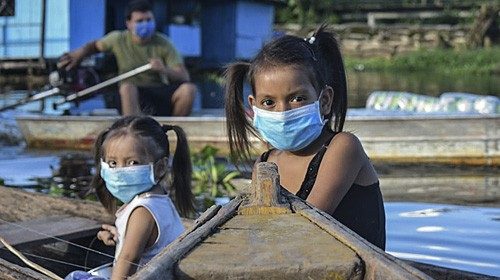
<box><xmin>260</xmin><ymin>134</ymin><xmax>386</xmax><ymax>250</ymax></box>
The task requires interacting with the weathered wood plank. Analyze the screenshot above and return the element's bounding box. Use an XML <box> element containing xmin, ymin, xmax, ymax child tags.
<box><xmin>239</xmin><ymin>162</ymin><xmax>291</xmax><ymax>215</ymax></box>
<box><xmin>0</xmin><ymin>258</ymin><xmax>52</xmax><ymax>280</ymax></box>
<box><xmin>284</xmin><ymin>190</ymin><xmax>432</xmax><ymax>280</ymax></box>
<box><xmin>278</xmin><ymin>174</ymin><xmax>433</xmax><ymax>279</ymax></box>
<box><xmin>130</xmin><ymin>196</ymin><xmax>244</xmax><ymax>280</ymax></box>
<box><xmin>176</xmin><ymin>214</ymin><xmax>364</xmax><ymax>280</ymax></box>
<box><xmin>0</xmin><ymin>215</ymin><xmax>101</xmax><ymax>250</ymax></box>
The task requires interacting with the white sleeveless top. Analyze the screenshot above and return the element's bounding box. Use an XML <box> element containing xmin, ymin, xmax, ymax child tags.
<box><xmin>114</xmin><ymin>193</ymin><xmax>184</xmax><ymax>266</ymax></box>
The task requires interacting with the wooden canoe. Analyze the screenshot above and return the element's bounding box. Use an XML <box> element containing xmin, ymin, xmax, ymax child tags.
<box><xmin>0</xmin><ymin>181</ymin><xmax>496</xmax><ymax>279</ymax></box>
<box><xmin>131</xmin><ymin>162</ymin><xmax>430</xmax><ymax>280</ymax></box>
<box><xmin>15</xmin><ymin>112</ymin><xmax>500</xmax><ymax>166</ymax></box>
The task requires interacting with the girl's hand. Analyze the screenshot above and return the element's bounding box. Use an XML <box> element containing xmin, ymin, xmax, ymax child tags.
<box><xmin>97</xmin><ymin>224</ymin><xmax>118</xmax><ymax>246</ymax></box>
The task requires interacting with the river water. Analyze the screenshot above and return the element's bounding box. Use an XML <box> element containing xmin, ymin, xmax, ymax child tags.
<box><xmin>386</xmin><ymin>202</ymin><xmax>500</xmax><ymax>277</ymax></box>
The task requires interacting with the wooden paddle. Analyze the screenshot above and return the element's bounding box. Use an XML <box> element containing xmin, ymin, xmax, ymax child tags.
<box><xmin>0</xmin><ymin>63</ymin><xmax>152</xmax><ymax>112</ymax></box>
<box><xmin>52</xmin><ymin>63</ymin><xmax>152</xmax><ymax>109</ymax></box>
<box><xmin>0</xmin><ymin>87</ymin><xmax>61</xmax><ymax>112</ymax></box>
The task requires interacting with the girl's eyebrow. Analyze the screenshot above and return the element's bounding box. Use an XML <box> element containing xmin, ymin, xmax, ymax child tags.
<box><xmin>288</xmin><ymin>88</ymin><xmax>309</xmax><ymax>95</ymax></box>
<box><xmin>103</xmin><ymin>155</ymin><xmax>140</xmax><ymax>161</ymax></box>
<box><xmin>257</xmin><ymin>93</ymin><xmax>275</xmax><ymax>99</ymax></box>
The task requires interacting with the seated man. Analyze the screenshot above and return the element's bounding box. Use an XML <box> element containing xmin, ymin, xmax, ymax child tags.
<box><xmin>58</xmin><ymin>0</ymin><xmax>196</xmax><ymax>116</ymax></box>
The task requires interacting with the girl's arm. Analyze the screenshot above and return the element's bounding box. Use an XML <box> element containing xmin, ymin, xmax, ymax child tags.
<box><xmin>111</xmin><ymin>206</ymin><xmax>157</xmax><ymax>280</ymax></box>
<box><xmin>307</xmin><ymin>132</ymin><xmax>376</xmax><ymax>214</ymax></box>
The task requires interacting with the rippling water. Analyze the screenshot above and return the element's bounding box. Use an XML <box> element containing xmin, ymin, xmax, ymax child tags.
<box><xmin>386</xmin><ymin>202</ymin><xmax>500</xmax><ymax>277</ymax></box>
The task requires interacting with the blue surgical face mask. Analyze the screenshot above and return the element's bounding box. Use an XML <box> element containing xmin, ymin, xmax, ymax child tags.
<box><xmin>252</xmin><ymin>95</ymin><xmax>326</xmax><ymax>151</ymax></box>
<box><xmin>134</xmin><ymin>19</ymin><xmax>156</xmax><ymax>39</ymax></box>
<box><xmin>100</xmin><ymin>161</ymin><xmax>156</xmax><ymax>203</ymax></box>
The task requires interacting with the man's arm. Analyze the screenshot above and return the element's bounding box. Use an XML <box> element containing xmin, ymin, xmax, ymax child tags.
<box><xmin>57</xmin><ymin>40</ymin><xmax>106</xmax><ymax>70</ymax></box>
<box><xmin>149</xmin><ymin>59</ymin><xmax>190</xmax><ymax>83</ymax></box>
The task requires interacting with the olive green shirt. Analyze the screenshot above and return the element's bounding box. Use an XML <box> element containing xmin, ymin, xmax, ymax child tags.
<box><xmin>99</xmin><ymin>31</ymin><xmax>183</xmax><ymax>86</ymax></box>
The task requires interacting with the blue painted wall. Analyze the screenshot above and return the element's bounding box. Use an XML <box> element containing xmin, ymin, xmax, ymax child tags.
<box><xmin>0</xmin><ymin>0</ymin><xmax>105</xmax><ymax>58</ymax></box>
<box><xmin>168</xmin><ymin>24</ymin><xmax>201</xmax><ymax>57</ymax></box>
<box><xmin>0</xmin><ymin>0</ymin><xmax>69</xmax><ymax>58</ymax></box>
<box><xmin>201</xmin><ymin>0</ymin><xmax>236</xmax><ymax>68</ymax></box>
<box><xmin>235</xmin><ymin>1</ymin><xmax>273</xmax><ymax>59</ymax></box>
<box><xmin>69</xmin><ymin>0</ymin><xmax>105</xmax><ymax>51</ymax></box>
<box><xmin>201</xmin><ymin>0</ymin><xmax>274</xmax><ymax>68</ymax></box>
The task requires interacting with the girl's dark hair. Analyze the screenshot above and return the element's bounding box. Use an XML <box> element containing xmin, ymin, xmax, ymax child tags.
<box><xmin>225</xmin><ymin>24</ymin><xmax>347</xmax><ymax>163</ymax></box>
<box><xmin>90</xmin><ymin>116</ymin><xmax>194</xmax><ymax>216</ymax></box>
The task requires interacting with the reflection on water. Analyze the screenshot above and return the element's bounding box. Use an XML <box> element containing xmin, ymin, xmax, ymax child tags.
<box><xmin>0</xmin><ymin>148</ymin><xmax>93</xmax><ymax>198</ymax></box>
<box><xmin>386</xmin><ymin>202</ymin><xmax>500</xmax><ymax>277</ymax></box>
<box><xmin>347</xmin><ymin>71</ymin><xmax>500</xmax><ymax>108</ymax></box>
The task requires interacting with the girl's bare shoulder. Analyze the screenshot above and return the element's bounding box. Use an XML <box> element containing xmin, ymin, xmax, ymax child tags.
<box><xmin>329</xmin><ymin>131</ymin><xmax>362</xmax><ymax>148</ymax></box>
<box><xmin>325</xmin><ymin>131</ymin><xmax>365</xmax><ymax>160</ymax></box>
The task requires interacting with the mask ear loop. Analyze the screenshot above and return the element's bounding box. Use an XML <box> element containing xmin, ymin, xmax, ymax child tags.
<box><xmin>321</xmin><ymin>85</ymin><xmax>334</xmax><ymax>125</ymax></box>
<box><xmin>319</xmin><ymin>85</ymin><xmax>335</xmax><ymax>125</ymax></box>
<box><xmin>317</xmin><ymin>88</ymin><xmax>328</xmax><ymax>125</ymax></box>
<box><xmin>152</xmin><ymin>157</ymin><xmax>170</xmax><ymax>193</ymax></box>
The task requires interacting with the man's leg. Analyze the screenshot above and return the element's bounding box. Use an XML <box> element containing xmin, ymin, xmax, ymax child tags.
<box><xmin>119</xmin><ymin>83</ymin><xmax>141</xmax><ymax>116</ymax></box>
<box><xmin>170</xmin><ymin>82</ymin><xmax>196</xmax><ymax>116</ymax></box>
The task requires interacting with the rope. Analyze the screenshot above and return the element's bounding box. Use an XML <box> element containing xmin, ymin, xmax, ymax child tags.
<box><xmin>0</xmin><ymin>217</ymin><xmax>143</xmax><ymax>268</ymax></box>
<box><xmin>14</xmin><ymin>251</ymin><xmax>90</xmax><ymax>270</ymax></box>
<box><xmin>0</xmin><ymin>236</ymin><xmax>63</xmax><ymax>280</ymax></box>
<box><xmin>0</xmin><ymin>217</ymin><xmax>115</xmax><ymax>260</ymax></box>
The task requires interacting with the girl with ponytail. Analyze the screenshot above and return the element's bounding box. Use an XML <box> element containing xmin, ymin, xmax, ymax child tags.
<box><xmin>84</xmin><ymin>115</ymin><xmax>193</xmax><ymax>279</ymax></box>
<box><xmin>225</xmin><ymin>24</ymin><xmax>385</xmax><ymax>249</ymax></box>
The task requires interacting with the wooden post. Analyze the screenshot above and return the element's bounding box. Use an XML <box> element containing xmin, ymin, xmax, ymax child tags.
<box><xmin>239</xmin><ymin>162</ymin><xmax>291</xmax><ymax>215</ymax></box>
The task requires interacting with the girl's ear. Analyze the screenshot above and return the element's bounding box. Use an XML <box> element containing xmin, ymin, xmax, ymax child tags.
<box><xmin>154</xmin><ymin>157</ymin><xmax>168</xmax><ymax>182</ymax></box>
<box><xmin>320</xmin><ymin>86</ymin><xmax>334</xmax><ymax>116</ymax></box>
<box><xmin>248</xmin><ymin>94</ymin><xmax>255</xmax><ymax>108</ymax></box>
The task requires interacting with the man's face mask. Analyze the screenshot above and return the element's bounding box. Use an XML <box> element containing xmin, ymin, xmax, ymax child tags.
<box><xmin>134</xmin><ymin>19</ymin><xmax>156</xmax><ymax>39</ymax></box>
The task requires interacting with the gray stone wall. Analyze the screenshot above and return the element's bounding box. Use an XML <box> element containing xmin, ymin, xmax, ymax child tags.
<box><xmin>277</xmin><ymin>23</ymin><xmax>476</xmax><ymax>58</ymax></box>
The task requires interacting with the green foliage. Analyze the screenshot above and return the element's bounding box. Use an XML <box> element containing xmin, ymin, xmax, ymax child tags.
<box><xmin>276</xmin><ymin>0</ymin><xmax>340</xmax><ymax>25</ymax></box>
<box><xmin>32</xmin><ymin>177</ymin><xmax>74</xmax><ymax>197</ymax></box>
<box><xmin>275</xmin><ymin>0</ymin><xmax>480</xmax><ymax>25</ymax></box>
<box><xmin>0</xmin><ymin>178</ymin><xmax>4</xmax><ymax>185</ymax></box>
<box><xmin>344</xmin><ymin>47</ymin><xmax>500</xmax><ymax>75</ymax></box>
<box><xmin>192</xmin><ymin>145</ymin><xmax>240</xmax><ymax>199</ymax></box>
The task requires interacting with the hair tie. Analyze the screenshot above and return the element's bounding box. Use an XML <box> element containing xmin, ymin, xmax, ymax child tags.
<box><xmin>304</xmin><ymin>36</ymin><xmax>316</xmax><ymax>45</ymax></box>
<box><xmin>303</xmin><ymin>36</ymin><xmax>318</xmax><ymax>61</ymax></box>
<box><xmin>162</xmin><ymin>124</ymin><xmax>174</xmax><ymax>132</ymax></box>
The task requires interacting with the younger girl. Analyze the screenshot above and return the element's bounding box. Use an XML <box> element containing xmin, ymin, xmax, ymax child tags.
<box><xmin>90</xmin><ymin>116</ymin><xmax>193</xmax><ymax>279</ymax></box>
<box><xmin>225</xmin><ymin>25</ymin><xmax>385</xmax><ymax>249</ymax></box>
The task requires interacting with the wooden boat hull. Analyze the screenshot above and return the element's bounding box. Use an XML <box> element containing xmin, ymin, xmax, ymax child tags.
<box><xmin>130</xmin><ymin>162</ymin><xmax>499</xmax><ymax>279</ymax></box>
<box><xmin>15</xmin><ymin>114</ymin><xmax>499</xmax><ymax>165</ymax></box>
<box><xmin>0</xmin><ymin>186</ymin><xmax>496</xmax><ymax>279</ymax></box>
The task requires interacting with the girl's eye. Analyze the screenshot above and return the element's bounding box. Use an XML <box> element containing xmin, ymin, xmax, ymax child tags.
<box><xmin>107</xmin><ymin>161</ymin><xmax>117</xmax><ymax>168</ymax></box>
<box><xmin>260</xmin><ymin>99</ymin><xmax>274</xmax><ymax>108</ymax></box>
<box><xmin>291</xmin><ymin>95</ymin><xmax>307</xmax><ymax>103</ymax></box>
<box><xmin>128</xmin><ymin>160</ymin><xmax>140</xmax><ymax>166</ymax></box>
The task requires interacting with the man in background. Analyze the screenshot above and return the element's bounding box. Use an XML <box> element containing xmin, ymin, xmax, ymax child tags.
<box><xmin>58</xmin><ymin>0</ymin><xmax>196</xmax><ymax>116</ymax></box>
